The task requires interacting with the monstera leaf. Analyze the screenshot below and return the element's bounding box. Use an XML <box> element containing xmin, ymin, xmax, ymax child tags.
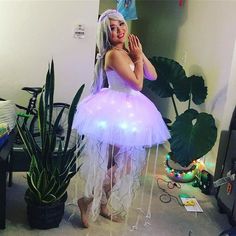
<box><xmin>170</xmin><ymin>109</ymin><xmax>217</xmax><ymax>167</ymax></box>
<box><xmin>144</xmin><ymin>57</ymin><xmax>188</xmax><ymax>99</ymax></box>
<box><xmin>144</xmin><ymin>56</ymin><xmax>217</xmax><ymax>167</ymax></box>
<box><xmin>189</xmin><ymin>75</ymin><xmax>207</xmax><ymax>105</ymax></box>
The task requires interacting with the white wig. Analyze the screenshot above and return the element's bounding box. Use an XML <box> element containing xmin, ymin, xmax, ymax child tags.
<box><xmin>91</xmin><ymin>9</ymin><xmax>127</xmax><ymax>94</ymax></box>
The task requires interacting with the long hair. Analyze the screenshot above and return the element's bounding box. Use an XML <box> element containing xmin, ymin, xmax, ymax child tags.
<box><xmin>91</xmin><ymin>9</ymin><xmax>127</xmax><ymax>94</ymax></box>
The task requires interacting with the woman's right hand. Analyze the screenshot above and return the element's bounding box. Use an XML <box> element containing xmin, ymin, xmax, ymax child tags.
<box><xmin>128</xmin><ymin>34</ymin><xmax>143</xmax><ymax>62</ymax></box>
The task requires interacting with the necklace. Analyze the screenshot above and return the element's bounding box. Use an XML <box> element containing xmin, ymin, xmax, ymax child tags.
<box><xmin>112</xmin><ymin>47</ymin><xmax>129</xmax><ymax>55</ymax></box>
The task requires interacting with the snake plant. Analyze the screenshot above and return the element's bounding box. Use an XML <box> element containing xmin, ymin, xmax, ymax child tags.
<box><xmin>17</xmin><ymin>60</ymin><xmax>84</xmax><ymax>205</ymax></box>
<box><xmin>144</xmin><ymin>56</ymin><xmax>217</xmax><ymax>167</ymax></box>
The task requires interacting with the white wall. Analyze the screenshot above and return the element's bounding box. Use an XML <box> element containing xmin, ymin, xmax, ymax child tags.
<box><xmin>132</xmin><ymin>0</ymin><xmax>236</xmax><ymax>174</ymax></box>
<box><xmin>222</xmin><ymin>39</ymin><xmax>236</xmax><ymax>131</ymax></box>
<box><xmin>0</xmin><ymin>0</ymin><xmax>99</xmax><ymax>105</ymax></box>
<box><xmin>174</xmin><ymin>1</ymin><xmax>236</xmax><ymax>173</ymax></box>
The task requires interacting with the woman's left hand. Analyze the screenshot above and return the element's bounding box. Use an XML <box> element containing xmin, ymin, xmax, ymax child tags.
<box><xmin>128</xmin><ymin>34</ymin><xmax>157</xmax><ymax>80</ymax></box>
<box><xmin>128</xmin><ymin>34</ymin><xmax>143</xmax><ymax>62</ymax></box>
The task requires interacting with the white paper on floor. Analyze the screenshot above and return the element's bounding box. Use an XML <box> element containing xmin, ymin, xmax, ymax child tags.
<box><xmin>180</xmin><ymin>197</ymin><xmax>203</xmax><ymax>212</ymax></box>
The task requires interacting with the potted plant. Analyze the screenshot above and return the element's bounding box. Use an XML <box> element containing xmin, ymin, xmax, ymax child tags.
<box><xmin>143</xmin><ymin>56</ymin><xmax>217</xmax><ymax>182</ymax></box>
<box><xmin>17</xmin><ymin>60</ymin><xmax>84</xmax><ymax>229</ymax></box>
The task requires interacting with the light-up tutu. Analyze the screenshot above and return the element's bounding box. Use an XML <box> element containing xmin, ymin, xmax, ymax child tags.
<box><xmin>72</xmin><ymin>66</ymin><xmax>170</xmax><ymax>221</ymax></box>
<box><xmin>72</xmin><ymin>69</ymin><xmax>170</xmax><ymax>147</ymax></box>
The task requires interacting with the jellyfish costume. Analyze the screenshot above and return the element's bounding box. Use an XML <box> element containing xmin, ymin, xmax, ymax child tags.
<box><xmin>72</xmin><ymin>10</ymin><xmax>170</xmax><ymax>224</ymax></box>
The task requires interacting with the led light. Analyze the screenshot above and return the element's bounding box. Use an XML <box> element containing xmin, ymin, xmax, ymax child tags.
<box><xmin>165</xmin><ymin>154</ymin><xmax>200</xmax><ymax>182</ymax></box>
<box><xmin>120</xmin><ymin>122</ymin><xmax>128</xmax><ymax>130</ymax></box>
<box><xmin>126</xmin><ymin>102</ymin><xmax>132</xmax><ymax>108</ymax></box>
<box><xmin>97</xmin><ymin>120</ymin><xmax>107</xmax><ymax>129</ymax></box>
<box><xmin>131</xmin><ymin>127</ymin><xmax>137</xmax><ymax>132</ymax></box>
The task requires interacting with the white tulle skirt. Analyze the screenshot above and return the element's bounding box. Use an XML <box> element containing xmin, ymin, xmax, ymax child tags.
<box><xmin>72</xmin><ymin>88</ymin><xmax>170</xmax><ymax>147</ymax></box>
<box><xmin>72</xmin><ymin>88</ymin><xmax>170</xmax><ymax>221</ymax></box>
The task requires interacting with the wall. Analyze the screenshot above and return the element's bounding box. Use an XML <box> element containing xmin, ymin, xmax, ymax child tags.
<box><xmin>99</xmin><ymin>0</ymin><xmax>132</xmax><ymax>34</ymax></box>
<box><xmin>222</xmin><ymin>40</ymin><xmax>236</xmax><ymax>130</ymax></box>
<box><xmin>132</xmin><ymin>0</ymin><xmax>236</xmax><ymax>174</ymax></box>
<box><xmin>99</xmin><ymin>0</ymin><xmax>116</xmax><ymax>13</ymax></box>
<box><xmin>0</xmin><ymin>0</ymin><xmax>99</xmax><ymax>105</ymax></box>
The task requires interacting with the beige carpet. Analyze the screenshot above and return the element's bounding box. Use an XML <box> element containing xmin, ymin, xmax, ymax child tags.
<box><xmin>1</xmin><ymin>146</ymin><xmax>231</xmax><ymax>236</ymax></box>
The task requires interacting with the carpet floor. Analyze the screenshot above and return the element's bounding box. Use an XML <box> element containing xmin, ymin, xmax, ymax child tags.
<box><xmin>0</xmin><ymin>146</ymin><xmax>231</xmax><ymax>236</ymax></box>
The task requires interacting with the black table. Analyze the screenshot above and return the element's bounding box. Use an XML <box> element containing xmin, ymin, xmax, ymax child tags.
<box><xmin>0</xmin><ymin>129</ymin><xmax>16</xmax><ymax>229</ymax></box>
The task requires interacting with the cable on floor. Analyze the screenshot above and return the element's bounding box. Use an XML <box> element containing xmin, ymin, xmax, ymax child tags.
<box><xmin>156</xmin><ymin>177</ymin><xmax>184</xmax><ymax>206</ymax></box>
<box><xmin>156</xmin><ymin>178</ymin><xmax>195</xmax><ymax>236</ymax></box>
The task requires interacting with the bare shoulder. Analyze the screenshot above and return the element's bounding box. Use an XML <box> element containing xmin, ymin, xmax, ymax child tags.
<box><xmin>106</xmin><ymin>49</ymin><xmax>124</xmax><ymax>61</ymax></box>
<box><xmin>105</xmin><ymin>49</ymin><xmax>125</xmax><ymax>70</ymax></box>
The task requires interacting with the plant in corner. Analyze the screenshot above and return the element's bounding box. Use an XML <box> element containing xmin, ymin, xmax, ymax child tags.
<box><xmin>17</xmin><ymin>60</ymin><xmax>84</xmax><ymax>229</ymax></box>
<box><xmin>143</xmin><ymin>56</ymin><xmax>217</xmax><ymax>182</ymax></box>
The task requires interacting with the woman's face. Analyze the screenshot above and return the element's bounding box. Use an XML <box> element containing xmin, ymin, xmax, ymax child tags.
<box><xmin>108</xmin><ymin>19</ymin><xmax>127</xmax><ymax>46</ymax></box>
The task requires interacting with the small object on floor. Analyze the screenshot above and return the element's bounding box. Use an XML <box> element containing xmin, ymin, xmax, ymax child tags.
<box><xmin>156</xmin><ymin>177</ymin><xmax>183</xmax><ymax>206</ymax></box>
<box><xmin>192</xmin><ymin>176</ymin><xmax>201</xmax><ymax>187</ymax></box>
<box><xmin>179</xmin><ymin>193</ymin><xmax>191</xmax><ymax>198</ymax></box>
<box><xmin>184</xmin><ymin>200</ymin><xmax>195</xmax><ymax>206</ymax></box>
<box><xmin>199</xmin><ymin>170</ymin><xmax>214</xmax><ymax>195</ymax></box>
<box><xmin>192</xmin><ymin>170</ymin><xmax>214</xmax><ymax>195</ymax></box>
<box><xmin>180</xmin><ymin>197</ymin><xmax>203</xmax><ymax>212</ymax></box>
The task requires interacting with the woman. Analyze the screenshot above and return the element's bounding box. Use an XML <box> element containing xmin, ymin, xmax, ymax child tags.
<box><xmin>72</xmin><ymin>9</ymin><xmax>170</xmax><ymax>228</ymax></box>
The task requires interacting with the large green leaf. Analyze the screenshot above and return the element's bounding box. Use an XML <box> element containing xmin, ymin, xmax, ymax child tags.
<box><xmin>144</xmin><ymin>57</ymin><xmax>187</xmax><ymax>99</ymax></box>
<box><xmin>173</xmin><ymin>77</ymin><xmax>190</xmax><ymax>102</ymax></box>
<box><xmin>38</xmin><ymin>88</ymin><xmax>45</xmax><ymax>145</ymax></box>
<box><xmin>54</xmin><ymin>180</ymin><xmax>70</xmax><ymax>200</ymax></box>
<box><xmin>41</xmin><ymin>194</ymin><xmax>57</xmax><ymax>204</ymax></box>
<box><xmin>48</xmin><ymin>60</ymin><xmax>55</xmax><ymax>131</ymax></box>
<box><xmin>17</xmin><ymin>123</ymin><xmax>36</xmax><ymax>160</ymax></box>
<box><xmin>20</xmin><ymin>60</ymin><xmax>85</xmax><ymax>205</ymax></box>
<box><xmin>27</xmin><ymin>173</ymin><xmax>41</xmax><ymax>202</ymax></box>
<box><xmin>189</xmin><ymin>75</ymin><xmax>207</xmax><ymax>105</ymax></box>
<box><xmin>29</xmin><ymin>156</ymin><xmax>40</xmax><ymax>177</ymax></box>
<box><xmin>44</xmin><ymin>176</ymin><xmax>57</xmax><ymax>196</ymax></box>
<box><xmin>142</xmin><ymin>56</ymin><xmax>217</xmax><ymax>167</ymax></box>
<box><xmin>50</xmin><ymin>106</ymin><xmax>66</xmax><ymax>153</ymax></box>
<box><xmin>37</xmin><ymin>168</ymin><xmax>49</xmax><ymax>196</ymax></box>
<box><xmin>170</xmin><ymin>109</ymin><xmax>217</xmax><ymax>166</ymax></box>
<box><xmin>63</xmin><ymin>84</ymin><xmax>85</xmax><ymax>154</ymax></box>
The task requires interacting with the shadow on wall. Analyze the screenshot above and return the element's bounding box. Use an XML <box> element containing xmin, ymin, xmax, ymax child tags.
<box><xmin>189</xmin><ymin>63</ymin><xmax>227</xmax><ymax>124</ymax></box>
<box><xmin>132</xmin><ymin>0</ymin><xmax>188</xmax><ymax>116</ymax></box>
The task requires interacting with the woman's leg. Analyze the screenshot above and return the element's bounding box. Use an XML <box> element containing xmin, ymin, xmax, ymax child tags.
<box><xmin>100</xmin><ymin>145</ymin><xmax>120</xmax><ymax>221</ymax></box>
<box><xmin>78</xmin><ymin>197</ymin><xmax>93</xmax><ymax>228</ymax></box>
<box><xmin>101</xmin><ymin>146</ymin><xmax>134</xmax><ymax>219</ymax></box>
